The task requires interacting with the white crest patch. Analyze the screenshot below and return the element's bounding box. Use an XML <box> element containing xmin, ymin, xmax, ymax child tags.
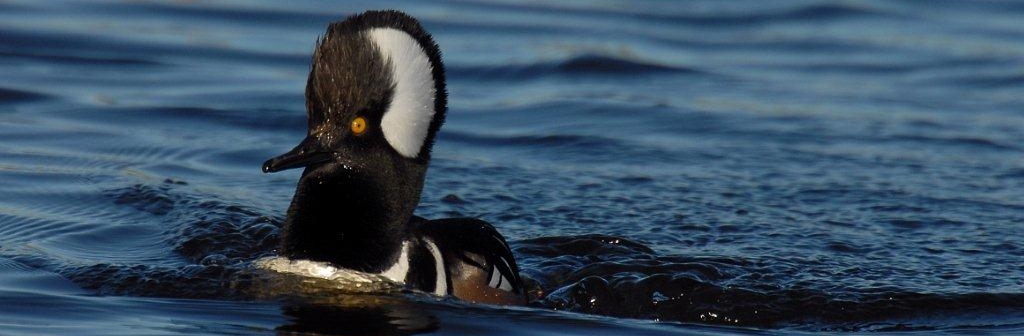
<box><xmin>368</xmin><ymin>28</ymin><xmax>436</xmax><ymax>158</ymax></box>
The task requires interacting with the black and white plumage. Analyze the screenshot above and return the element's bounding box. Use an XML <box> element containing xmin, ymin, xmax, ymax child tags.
<box><xmin>262</xmin><ymin>10</ymin><xmax>524</xmax><ymax>304</ymax></box>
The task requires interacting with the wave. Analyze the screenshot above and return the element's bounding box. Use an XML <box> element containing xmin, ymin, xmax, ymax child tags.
<box><xmin>9</xmin><ymin>167</ymin><xmax>1022</xmax><ymax>331</ymax></box>
<box><xmin>451</xmin><ymin>1</ymin><xmax>894</xmax><ymax>27</ymax></box>
<box><xmin>442</xmin><ymin>132</ymin><xmax>617</xmax><ymax>148</ymax></box>
<box><xmin>889</xmin><ymin>134</ymin><xmax>1019</xmax><ymax>151</ymax></box>
<box><xmin>448</xmin><ymin>54</ymin><xmax>704</xmax><ymax>81</ymax></box>
<box><xmin>0</xmin><ymin>87</ymin><xmax>48</xmax><ymax>104</ymax></box>
<box><xmin>519</xmin><ymin>235</ymin><xmax>1024</xmax><ymax>331</ymax></box>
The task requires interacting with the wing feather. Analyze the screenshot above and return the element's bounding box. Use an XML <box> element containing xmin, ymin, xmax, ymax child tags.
<box><xmin>415</xmin><ymin>217</ymin><xmax>523</xmax><ymax>294</ymax></box>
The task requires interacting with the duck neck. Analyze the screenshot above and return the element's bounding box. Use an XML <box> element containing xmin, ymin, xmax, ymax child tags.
<box><xmin>280</xmin><ymin>171</ymin><xmax>421</xmax><ymax>272</ymax></box>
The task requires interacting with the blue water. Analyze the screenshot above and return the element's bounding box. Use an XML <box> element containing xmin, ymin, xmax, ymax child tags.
<box><xmin>1</xmin><ymin>0</ymin><xmax>1023</xmax><ymax>335</ymax></box>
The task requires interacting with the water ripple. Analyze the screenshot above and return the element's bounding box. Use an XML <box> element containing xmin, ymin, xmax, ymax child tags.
<box><xmin>1</xmin><ymin>0</ymin><xmax>1023</xmax><ymax>334</ymax></box>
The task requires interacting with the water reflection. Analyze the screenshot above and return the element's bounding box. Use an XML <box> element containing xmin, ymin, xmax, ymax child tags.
<box><xmin>278</xmin><ymin>295</ymin><xmax>439</xmax><ymax>335</ymax></box>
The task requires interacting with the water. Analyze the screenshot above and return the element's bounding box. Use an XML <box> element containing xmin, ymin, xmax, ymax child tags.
<box><xmin>1</xmin><ymin>0</ymin><xmax>1023</xmax><ymax>334</ymax></box>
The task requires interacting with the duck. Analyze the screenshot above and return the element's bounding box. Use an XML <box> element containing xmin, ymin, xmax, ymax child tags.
<box><xmin>262</xmin><ymin>10</ymin><xmax>525</xmax><ymax>305</ymax></box>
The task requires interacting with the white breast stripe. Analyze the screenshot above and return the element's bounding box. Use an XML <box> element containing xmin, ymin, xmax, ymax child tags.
<box><xmin>368</xmin><ymin>28</ymin><xmax>436</xmax><ymax>158</ymax></box>
<box><xmin>424</xmin><ymin>238</ymin><xmax>447</xmax><ymax>296</ymax></box>
<box><xmin>379</xmin><ymin>241</ymin><xmax>410</xmax><ymax>283</ymax></box>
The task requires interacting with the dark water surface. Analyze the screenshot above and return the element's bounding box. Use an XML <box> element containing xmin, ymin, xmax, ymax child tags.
<box><xmin>2</xmin><ymin>0</ymin><xmax>1023</xmax><ymax>335</ymax></box>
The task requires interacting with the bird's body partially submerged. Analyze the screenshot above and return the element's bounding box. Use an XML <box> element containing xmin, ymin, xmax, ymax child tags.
<box><xmin>262</xmin><ymin>10</ymin><xmax>525</xmax><ymax>305</ymax></box>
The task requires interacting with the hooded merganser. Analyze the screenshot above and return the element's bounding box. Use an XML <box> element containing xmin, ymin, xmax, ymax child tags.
<box><xmin>262</xmin><ymin>10</ymin><xmax>524</xmax><ymax>305</ymax></box>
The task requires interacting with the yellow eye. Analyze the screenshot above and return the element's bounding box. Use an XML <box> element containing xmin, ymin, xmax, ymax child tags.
<box><xmin>350</xmin><ymin>116</ymin><xmax>367</xmax><ymax>135</ymax></box>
